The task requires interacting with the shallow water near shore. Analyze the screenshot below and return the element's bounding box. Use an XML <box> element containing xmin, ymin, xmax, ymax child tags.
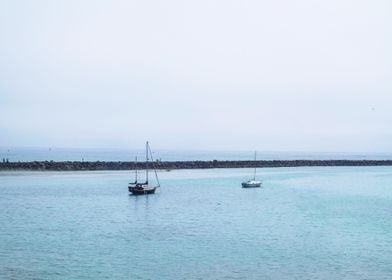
<box><xmin>1</xmin><ymin>167</ymin><xmax>392</xmax><ymax>279</ymax></box>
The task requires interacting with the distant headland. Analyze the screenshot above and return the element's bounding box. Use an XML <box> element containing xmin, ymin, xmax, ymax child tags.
<box><xmin>1</xmin><ymin>160</ymin><xmax>392</xmax><ymax>171</ymax></box>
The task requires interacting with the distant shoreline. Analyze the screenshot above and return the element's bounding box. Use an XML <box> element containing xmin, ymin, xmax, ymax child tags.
<box><xmin>1</xmin><ymin>160</ymin><xmax>392</xmax><ymax>171</ymax></box>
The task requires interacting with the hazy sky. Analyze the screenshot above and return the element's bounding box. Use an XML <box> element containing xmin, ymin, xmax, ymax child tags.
<box><xmin>0</xmin><ymin>0</ymin><xmax>391</xmax><ymax>151</ymax></box>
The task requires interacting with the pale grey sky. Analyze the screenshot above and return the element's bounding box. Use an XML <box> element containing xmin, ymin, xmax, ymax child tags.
<box><xmin>0</xmin><ymin>0</ymin><xmax>391</xmax><ymax>151</ymax></box>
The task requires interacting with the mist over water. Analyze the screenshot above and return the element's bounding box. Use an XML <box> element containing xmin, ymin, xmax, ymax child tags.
<box><xmin>1</xmin><ymin>0</ymin><xmax>391</xmax><ymax>278</ymax></box>
<box><xmin>2</xmin><ymin>147</ymin><xmax>392</xmax><ymax>162</ymax></box>
<box><xmin>1</xmin><ymin>1</ymin><xmax>391</xmax><ymax>151</ymax></box>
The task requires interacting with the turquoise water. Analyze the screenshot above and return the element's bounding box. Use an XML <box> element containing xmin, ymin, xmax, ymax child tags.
<box><xmin>1</xmin><ymin>167</ymin><xmax>392</xmax><ymax>279</ymax></box>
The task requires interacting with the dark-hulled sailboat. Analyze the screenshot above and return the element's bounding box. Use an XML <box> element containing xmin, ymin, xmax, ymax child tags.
<box><xmin>128</xmin><ymin>141</ymin><xmax>160</xmax><ymax>195</ymax></box>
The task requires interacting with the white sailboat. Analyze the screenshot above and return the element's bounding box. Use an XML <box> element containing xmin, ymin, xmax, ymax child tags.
<box><xmin>242</xmin><ymin>151</ymin><xmax>262</xmax><ymax>188</ymax></box>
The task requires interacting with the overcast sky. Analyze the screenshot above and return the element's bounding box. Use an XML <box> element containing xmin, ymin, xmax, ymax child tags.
<box><xmin>0</xmin><ymin>0</ymin><xmax>391</xmax><ymax>152</ymax></box>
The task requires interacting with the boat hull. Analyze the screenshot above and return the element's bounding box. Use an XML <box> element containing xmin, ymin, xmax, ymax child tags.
<box><xmin>128</xmin><ymin>186</ymin><xmax>157</xmax><ymax>195</ymax></box>
<box><xmin>242</xmin><ymin>182</ymin><xmax>261</xmax><ymax>188</ymax></box>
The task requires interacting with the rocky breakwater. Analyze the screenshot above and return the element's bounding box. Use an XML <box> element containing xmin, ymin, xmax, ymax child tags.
<box><xmin>1</xmin><ymin>160</ymin><xmax>392</xmax><ymax>171</ymax></box>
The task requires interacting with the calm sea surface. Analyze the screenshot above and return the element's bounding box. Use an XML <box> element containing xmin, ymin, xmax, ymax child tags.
<box><xmin>1</xmin><ymin>167</ymin><xmax>392</xmax><ymax>279</ymax></box>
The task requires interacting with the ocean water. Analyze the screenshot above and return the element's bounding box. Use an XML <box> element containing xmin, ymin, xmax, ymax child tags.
<box><xmin>2</xmin><ymin>147</ymin><xmax>392</xmax><ymax>162</ymax></box>
<box><xmin>1</xmin><ymin>167</ymin><xmax>392</xmax><ymax>279</ymax></box>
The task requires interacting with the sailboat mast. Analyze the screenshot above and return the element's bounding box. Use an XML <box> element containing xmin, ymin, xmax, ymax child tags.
<box><xmin>146</xmin><ymin>141</ymin><xmax>149</xmax><ymax>183</ymax></box>
<box><xmin>147</xmin><ymin>142</ymin><xmax>161</xmax><ymax>187</ymax></box>
<box><xmin>135</xmin><ymin>156</ymin><xmax>138</xmax><ymax>182</ymax></box>
<box><xmin>253</xmin><ymin>151</ymin><xmax>257</xmax><ymax>180</ymax></box>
